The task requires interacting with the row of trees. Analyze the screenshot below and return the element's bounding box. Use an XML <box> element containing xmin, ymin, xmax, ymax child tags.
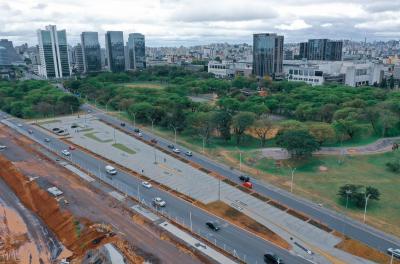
<box><xmin>0</xmin><ymin>80</ymin><xmax>81</xmax><ymax>118</ymax></box>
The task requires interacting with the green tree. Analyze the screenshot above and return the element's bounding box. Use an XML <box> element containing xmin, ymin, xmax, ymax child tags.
<box><xmin>308</xmin><ymin>123</ymin><xmax>336</xmax><ymax>146</ymax></box>
<box><xmin>187</xmin><ymin>111</ymin><xmax>215</xmax><ymax>143</ymax></box>
<box><xmin>212</xmin><ymin>111</ymin><xmax>232</xmax><ymax>141</ymax></box>
<box><xmin>333</xmin><ymin>118</ymin><xmax>360</xmax><ymax>139</ymax></box>
<box><xmin>232</xmin><ymin>112</ymin><xmax>256</xmax><ymax>144</ymax></box>
<box><xmin>275</xmin><ymin>130</ymin><xmax>320</xmax><ymax>158</ymax></box>
<box><xmin>250</xmin><ymin>116</ymin><xmax>274</xmax><ymax>147</ymax></box>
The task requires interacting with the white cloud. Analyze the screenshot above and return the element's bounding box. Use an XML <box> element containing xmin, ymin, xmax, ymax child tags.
<box><xmin>0</xmin><ymin>0</ymin><xmax>399</xmax><ymax>46</ymax></box>
<box><xmin>275</xmin><ymin>20</ymin><xmax>312</xmax><ymax>30</ymax></box>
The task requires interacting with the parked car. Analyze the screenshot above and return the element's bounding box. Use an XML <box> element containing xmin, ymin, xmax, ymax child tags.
<box><xmin>239</xmin><ymin>175</ymin><xmax>250</xmax><ymax>182</ymax></box>
<box><xmin>242</xmin><ymin>181</ymin><xmax>253</xmax><ymax>189</ymax></box>
<box><xmin>105</xmin><ymin>165</ymin><xmax>117</xmax><ymax>175</ymax></box>
<box><xmin>152</xmin><ymin>197</ymin><xmax>166</xmax><ymax>207</ymax></box>
<box><xmin>167</xmin><ymin>144</ymin><xmax>175</xmax><ymax>149</ymax></box>
<box><xmin>387</xmin><ymin>248</ymin><xmax>400</xmax><ymax>259</ymax></box>
<box><xmin>206</xmin><ymin>221</ymin><xmax>220</xmax><ymax>231</ymax></box>
<box><xmin>134</xmin><ymin>128</ymin><xmax>140</xmax><ymax>133</ymax></box>
<box><xmin>120</xmin><ymin>122</ymin><xmax>125</xmax><ymax>127</ymax></box>
<box><xmin>150</xmin><ymin>138</ymin><xmax>158</xmax><ymax>144</ymax></box>
<box><xmin>185</xmin><ymin>151</ymin><xmax>193</xmax><ymax>157</ymax></box>
<box><xmin>264</xmin><ymin>253</ymin><xmax>284</xmax><ymax>264</ymax></box>
<box><xmin>142</xmin><ymin>181</ymin><xmax>152</xmax><ymax>189</ymax></box>
<box><xmin>61</xmin><ymin>149</ymin><xmax>71</xmax><ymax>156</ymax></box>
<box><xmin>0</xmin><ymin>145</ymin><xmax>7</xmax><ymax>150</ymax></box>
<box><xmin>173</xmin><ymin>148</ymin><xmax>181</xmax><ymax>154</ymax></box>
<box><xmin>44</xmin><ymin>138</ymin><xmax>50</xmax><ymax>142</ymax></box>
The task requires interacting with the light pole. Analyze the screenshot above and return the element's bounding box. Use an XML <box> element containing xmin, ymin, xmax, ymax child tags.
<box><xmin>363</xmin><ymin>193</ymin><xmax>371</xmax><ymax>223</ymax></box>
<box><xmin>343</xmin><ymin>189</ymin><xmax>352</xmax><ymax>235</ymax></box>
<box><xmin>289</xmin><ymin>166</ymin><xmax>296</xmax><ymax>193</ymax></box>
<box><xmin>171</xmin><ymin>125</ymin><xmax>177</xmax><ymax>144</ymax></box>
<box><xmin>236</xmin><ymin>147</ymin><xmax>242</xmax><ymax>171</ymax></box>
<box><xmin>202</xmin><ymin>137</ymin><xmax>205</xmax><ymax>154</ymax></box>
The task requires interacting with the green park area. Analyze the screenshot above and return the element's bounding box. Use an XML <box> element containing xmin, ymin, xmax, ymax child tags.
<box><xmin>2</xmin><ymin>67</ymin><xmax>396</xmax><ymax>235</ymax></box>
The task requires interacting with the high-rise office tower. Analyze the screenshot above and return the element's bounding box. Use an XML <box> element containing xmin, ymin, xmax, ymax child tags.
<box><xmin>253</xmin><ymin>33</ymin><xmax>284</xmax><ymax>79</ymax></box>
<box><xmin>0</xmin><ymin>46</ymin><xmax>9</xmax><ymax>66</ymax></box>
<box><xmin>304</xmin><ymin>39</ymin><xmax>342</xmax><ymax>61</ymax></box>
<box><xmin>72</xmin><ymin>44</ymin><xmax>84</xmax><ymax>74</ymax></box>
<box><xmin>127</xmin><ymin>33</ymin><xmax>146</xmax><ymax>70</ymax></box>
<box><xmin>0</xmin><ymin>39</ymin><xmax>23</xmax><ymax>63</ymax></box>
<box><xmin>37</xmin><ymin>25</ymin><xmax>70</xmax><ymax>78</ymax></box>
<box><xmin>81</xmin><ymin>32</ymin><xmax>101</xmax><ymax>73</ymax></box>
<box><xmin>299</xmin><ymin>42</ymin><xmax>308</xmax><ymax>60</ymax></box>
<box><xmin>105</xmin><ymin>31</ymin><xmax>125</xmax><ymax>72</ymax></box>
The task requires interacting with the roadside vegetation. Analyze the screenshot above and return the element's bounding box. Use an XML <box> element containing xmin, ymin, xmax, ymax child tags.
<box><xmin>0</xmin><ymin>80</ymin><xmax>81</xmax><ymax>118</ymax></box>
<box><xmin>62</xmin><ymin>67</ymin><xmax>400</xmax><ymax>235</ymax></box>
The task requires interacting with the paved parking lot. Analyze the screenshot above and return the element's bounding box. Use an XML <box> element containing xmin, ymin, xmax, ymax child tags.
<box><xmin>38</xmin><ymin>115</ymin><xmax>374</xmax><ymax>264</ymax></box>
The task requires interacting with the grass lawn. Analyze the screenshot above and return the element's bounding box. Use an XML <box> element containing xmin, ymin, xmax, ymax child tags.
<box><xmin>84</xmin><ymin>132</ymin><xmax>113</xmax><ymax>143</ymax></box>
<box><xmin>37</xmin><ymin>119</ymin><xmax>61</xmax><ymax>125</ymax></box>
<box><xmin>112</xmin><ymin>143</ymin><xmax>136</xmax><ymax>154</ymax></box>
<box><xmin>231</xmin><ymin>150</ymin><xmax>400</xmax><ymax>237</ymax></box>
<box><xmin>122</xmin><ymin>82</ymin><xmax>165</xmax><ymax>89</ymax></box>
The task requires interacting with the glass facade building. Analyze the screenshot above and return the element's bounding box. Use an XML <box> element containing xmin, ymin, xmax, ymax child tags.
<box><xmin>37</xmin><ymin>25</ymin><xmax>70</xmax><ymax>78</ymax></box>
<box><xmin>300</xmin><ymin>39</ymin><xmax>343</xmax><ymax>61</ymax></box>
<box><xmin>81</xmin><ymin>32</ymin><xmax>101</xmax><ymax>73</ymax></box>
<box><xmin>127</xmin><ymin>33</ymin><xmax>146</xmax><ymax>70</ymax></box>
<box><xmin>105</xmin><ymin>31</ymin><xmax>125</xmax><ymax>72</ymax></box>
<box><xmin>253</xmin><ymin>33</ymin><xmax>284</xmax><ymax>79</ymax></box>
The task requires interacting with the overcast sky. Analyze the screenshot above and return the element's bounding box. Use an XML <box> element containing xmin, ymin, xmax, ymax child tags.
<box><xmin>1</xmin><ymin>0</ymin><xmax>399</xmax><ymax>47</ymax></box>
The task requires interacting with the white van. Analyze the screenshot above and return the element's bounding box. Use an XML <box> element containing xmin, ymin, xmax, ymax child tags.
<box><xmin>105</xmin><ymin>165</ymin><xmax>117</xmax><ymax>175</ymax></box>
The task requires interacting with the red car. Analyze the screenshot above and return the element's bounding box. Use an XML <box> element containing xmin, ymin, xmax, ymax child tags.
<box><xmin>68</xmin><ymin>146</ymin><xmax>76</xmax><ymax>150</ymax></box>
<box><xmin>242</xmin><ymin>181</ymin><xmax>253</xmax><ymax>189</ymax></box>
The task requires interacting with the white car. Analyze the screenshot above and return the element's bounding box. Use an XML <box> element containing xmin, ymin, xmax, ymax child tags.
<box><xmin>185</xmin><ymin>151</ymin><xmax>193</xmax><ymax>156</ymax></box>
<box><xmin>138</xmin><ymin>132</ymin><xmax>143</xmax><ymax>137</ymax></box>
<box><xmin>173</xmin><ymin>148</ymin><xmax>181</xmax><ymax>154</ymax></box>
<box><xmin>44</xmin><ymin>138</ymin><xmax>50</xmax><ymax>142</ymax></box>
<box><xmin>0</xmin><ymin>145</ymin><xmax>7</xmax><ymax>150</ymax></box>
<box><xmin>152</xmin><ymin>197</ymin><xmax>166</xmax><ymax>207</ymax></box>
<box><xmin>387</xmin><ymin>248</ymin><xmax>400</xmax><ymax>258</ymax></box>
<box><xmin>142</xmin><ymin>181</ymin><xmax>152</xmax><ymax>189</ymax></box>
<box><xmin>61</xmin><ymin>149</ymin><xmax>71</xmax><ymax>156</ymax></box>
<box><xmin>17</xmin><ymin>124</ymin><xmax>23</xmax><ymax>127</ymax></box>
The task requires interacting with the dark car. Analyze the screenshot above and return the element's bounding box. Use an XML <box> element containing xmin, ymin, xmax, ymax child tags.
<box><xmin>264</xmin><ymin>253</ymin><xmax>284</xmax><ymax>264</ymax></box>
<box><xmin>134</xmin><ymin>128</ymin><xmax>140</xmax><ymax>133</ymax></box>
<box><xmin>120</xmin><ymin>122</ymin><xmax>125</xmax><ymax>127</ymax></box>
<box><xmin>167</xmin><ymin>144</ymin><xmax>175</xmax><ymax>149</ymax></box>
<box><xmin>239</xmin><ymin>175</ymin><xmax>250</xmax><ymax>182</ymax></box>
<box><xmin>151</xmin><ymin>138</ymin><xmax>158</xmax><ymax>143</ymax></box>
<box><xmin>206</xmin><ymin>221</ymin><xmax>220</xmax><ymax>231</ymax></box>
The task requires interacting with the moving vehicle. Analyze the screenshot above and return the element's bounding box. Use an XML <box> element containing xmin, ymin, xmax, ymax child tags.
<box><xmin>120</xmin><ymin>122</ymin><xmax>125</xmax><ymax>127</ymax></box>
<box><xmin>206</xmin><ymin>221</ymin><xmax>220</xmax><ymax>231</ymax></box>
<box><xmin>387</xmin><ymin>248</ymin><xmax>400</xmax><ymax>259</ymax></box>
<box><xmin>134</xmin><ymin>128</ymin><xmax>140</xmax><ymax>133</ymax></box>
<box><xmin>242</xmin><ymin>181</ymin><xmax>253</xmax><ymax>189</ymax></box>
<box><xmin>17</xmin><ymin>124</ymin><xmax>22</xmax><ymax>127</ymax></box>
<box><xmin>142</xmin><ymin>181</ymin><xmax>152</xmax><ymax>189</ymax></box>
<box><xmin>173</xmin><ymin>148</ymin><xmax>181</xmax><ymax>154</ymax></box>
<box><xmin>239</xmin><ymin>175</ymin><xmax>250</xmax><ymax>182</ymax></box>
<box><xmin>105</xmin><ymin>165</ymin><xmax>117</xmax><ymax>175</ymax></box>
<box><xmin>44</xmin><ymin>138</ymin><xmax>50</xmax><ymax>142</ymax></box>
<box><xmin>185</xmin><ymin>151</ymin><xmax>193</xmax><ymax>157</ymax></box>
<box><xmin>0</xmin><ymin>145</ymin><xmax>7</xmax><ymax>150</ymax></box>
<box><xmin>150</xmin><ymin>138</ymin><xmax>158</xmax><ymax>143</ymax></box>
<box><xmin>61</xmin><ymin>149</ymin><xmax>71</xmax><ymax>156</ymax></box>
<box><xmin>152</xmin><ymin>197</ymin><xmax>166</xmax><ymax>207</ymax></box>
<box><xmin>138</xmin><ymin>132</ymin><xmax>143</xmax><ymax>137</ymax></box>
<box><xmin>167</xmin><ymin>144</ymin><xmax>175</xmax><ymax>149</ymax></box>
<box><xmin>28</xmin><ymin>129</ymin><xmax>33</xmax><ymax>134</ymax></box>
<box><xmin>264</xmin><ymin>253</ymin><xmax>284</xmax><ymax>264</ymax></box>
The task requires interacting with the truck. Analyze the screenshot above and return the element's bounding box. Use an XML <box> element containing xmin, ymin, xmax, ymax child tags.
<box><xmin>105</xmin><ymin>165</ymin><xmax>117</xmax><ymax>175</ymax></box>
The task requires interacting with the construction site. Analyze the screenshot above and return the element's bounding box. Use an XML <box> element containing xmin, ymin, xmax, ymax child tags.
<box><xmin>0</xmin><ymin>123</ymin><xmax>207</xmax><ymax>264</ymax></box>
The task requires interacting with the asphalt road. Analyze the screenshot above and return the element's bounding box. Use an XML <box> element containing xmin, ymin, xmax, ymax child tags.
<box><xmin>0</xmin><ymin>112</ymin><xmax>310</xmax><ymax>264</ymax></box>
<box><xmin>79</xmin><ymin>104</ymin><xmax>400</xmax><ymax>254</ymax></box>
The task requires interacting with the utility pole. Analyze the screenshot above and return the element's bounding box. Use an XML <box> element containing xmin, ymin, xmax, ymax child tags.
<box><xmin>363</xmin><ymin>193</ymin><xmax>371</xmax><ymax>223</ymax></box>
<box><xmin>289</xmin><ymin>166</ymin><xmax>296</xmax><ymax>193</ymax></box>
<box><xmin>170</xmin><ymin>125</ymin><xmax>177</xmax><ymax>144</ymax></box>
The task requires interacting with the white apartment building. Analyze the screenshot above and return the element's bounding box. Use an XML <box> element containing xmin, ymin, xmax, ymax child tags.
<box><xmin>283</xmin><ymin>60</ymin><xmax>384</xmax><ymax>87</ymax></box>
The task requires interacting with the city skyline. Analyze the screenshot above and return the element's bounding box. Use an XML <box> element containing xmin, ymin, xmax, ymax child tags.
<box><xmin>1</xmin><ymin>0</ymin><xmax>399</xmax><ymax>47</ymax></box>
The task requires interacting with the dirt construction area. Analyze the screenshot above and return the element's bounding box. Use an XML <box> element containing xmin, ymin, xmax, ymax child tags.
<box><xmin>0</xmin><ymin>124</ymin><xmax>205</xmax><ymax>264</ymax></box>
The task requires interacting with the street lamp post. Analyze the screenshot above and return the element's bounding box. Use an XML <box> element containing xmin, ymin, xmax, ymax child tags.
<box><xmin>289</xmin><ymin>166</ymin><xmax>296</xmax><ymax>193</ymax></box>
<box><xmin>171</xmin><ymin>125</ymin><xmax>177</xmax><ymax>144</ymax></box>
<box><xmin>363</xmin><ymin>193</ymin><xmax>371</xmax><ymax>223</ymax></box>
<box><xmin>343</xmin><ymin>189</ymin><xmax>352</xmax><ymax>235</ymax></box>
<box><xmin>132</xmin><ymin>113</ymin><xmax>136</xmax><ymax>129</ymax></box>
